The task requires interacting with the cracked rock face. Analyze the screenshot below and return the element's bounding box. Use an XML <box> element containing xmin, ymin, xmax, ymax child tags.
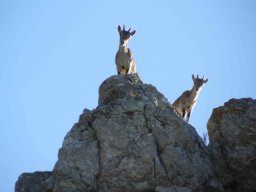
<box><xmin>52</xmin><ymin>74</ymin><xmax>220</xmax><ymax>192</ymax></box>
<box><xmin>15</xmin><ymin>74</ymin><xmax>222</xmax><ymax>192</ymax></box>
<box><xmin>207</xmin><ymin>98</ymin><xmax>256</xmax><ymax>192</ymax></box>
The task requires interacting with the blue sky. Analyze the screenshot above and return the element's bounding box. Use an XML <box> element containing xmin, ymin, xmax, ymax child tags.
<box><xmin>1</xmin><ymin>1</ymin><xmax>256</xmax><ymax>191</ymax></box>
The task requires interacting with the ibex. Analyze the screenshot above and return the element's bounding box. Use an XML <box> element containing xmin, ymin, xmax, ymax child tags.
<box><xmin>115</xmin><ymin>25</ymin><xmax>137</xmax><ymax>74</ymax></box>
<box><xmin>172</xmin><ymin>74</ymin><xmax>208</xmax><ymax>122</ymax></box>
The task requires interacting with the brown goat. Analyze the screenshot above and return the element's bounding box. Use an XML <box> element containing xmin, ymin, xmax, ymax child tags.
<box><xmin>172</xmin><ymin>74</ymin><xmax>208</xmax><ymax>122</ymax></box>
<box><xmin>115</xmin><ymin>25</ymin><xmax>137</xmax><ymax>74</ymax></box>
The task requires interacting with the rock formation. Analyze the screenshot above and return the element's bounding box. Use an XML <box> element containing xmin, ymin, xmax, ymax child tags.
<box><xmin>207</xmin><ymin>98</ymin><xmax>256</xmax><ymax>192</ymax></box>
<box><xmin>15</xmin><ymin>75</ymin><xmax>255</xmax><ymax>192</ymax></box>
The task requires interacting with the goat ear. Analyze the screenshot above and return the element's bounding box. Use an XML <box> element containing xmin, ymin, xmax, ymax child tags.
<box><xmin>192</xmin><ymin>74</ymin><xmax>196</xmax><ymax>81</ymax></box>
<box><xmin>118</xmin><ymin>25</ymin><xmax>122</xmax><ymax>33</ymax></box>
<box><xmin>203</xmin><ymin>78</ymin><xmax>208</xmax><ymax>84</ymax></box>
<box><xmin>130</xmin><ymin>30</ymin><xmax>136</xmax><ymax>36</ymax></box>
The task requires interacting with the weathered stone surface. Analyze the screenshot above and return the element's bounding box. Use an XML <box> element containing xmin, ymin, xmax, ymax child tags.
<box><xmin>155</xmin><ymin>186</ymin><xmax>192</xmax><ymax>192</ymax></box>
<box><xmin>15</xmin><ymin>171</ymin><xmax>53</xmax><ymax>192</ymax></box>
<box><xmin>52</xmin><ymin>109</ymin><xmax>99</xmax><ymax>192</ymax></box>
<box><xmin>16</xmin><ymin>74</ymin><xmax>226</xmax><ymax>192</ymax></box>
<box><xmin>92</xmin><ymin>74</ymin><xmax>220</xmax><ymax>191</ymax></box>
<box><xmin>208</xmin><ymin>98</ymin><xmax>256</xmax><ymax>192</ymax></box>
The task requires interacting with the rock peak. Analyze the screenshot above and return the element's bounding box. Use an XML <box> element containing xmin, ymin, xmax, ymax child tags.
<box><xmin>16</xmin><ymin>75</ymin><xmax>255</xmax><ymax>192</ymax></box>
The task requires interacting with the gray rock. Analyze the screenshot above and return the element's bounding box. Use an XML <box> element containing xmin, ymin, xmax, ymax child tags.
<box><xmin>15</xmin><ymin>171</ymin><xmax>53</xmax><ymax>192</ymax></box>
<box><xmin>52</xmin><ymin>109</ymin><xmax>100</xmax><ymax>192</ymax></box>
<box><xmin>155</xmin><ymin>186</ymin><xmax>192</xmax><ymax>192</ymax></box>
<box><xmin>92</xmin><ymin>74</ymin><xmax>220</xmax><ymax>191</ymax></box>
<box><xmin>16</xmin><ymin>74</ymin><xmax>224</xmax><ymax>192</ymax></box>
<box><xmin>208</xmin><ymin>98</ymin><xmax>256</xmax><ymax>192</ymax></box>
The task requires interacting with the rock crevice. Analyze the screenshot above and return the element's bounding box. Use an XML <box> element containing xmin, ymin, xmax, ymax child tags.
<box><xmin>143</xmin><ymin>104</ymin><xmax>169</xmax><ymax>186</ymax></box>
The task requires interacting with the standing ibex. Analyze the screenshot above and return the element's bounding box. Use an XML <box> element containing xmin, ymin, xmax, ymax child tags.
<box><xmin>115</xmin><ymin>25</ymin><xmax>137</xmax><ymax>74</ymax></box>
<box><xmin>172</xmin><ymin>74</ymin><xmax>208</xmax><ymax>122</ymax></box>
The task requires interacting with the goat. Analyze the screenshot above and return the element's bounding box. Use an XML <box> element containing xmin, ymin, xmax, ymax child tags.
<box><xmin>115</xmin><ymin>25</ymin><xmax>137</xmax><ymax>74</ymax></box>
<box><xmin>172</xmin><ymin>74</ymin><xmax>208</xmax><ymax>122</ymax></box>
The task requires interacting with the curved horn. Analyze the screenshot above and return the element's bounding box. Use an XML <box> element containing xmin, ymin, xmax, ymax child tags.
<box><xmin>128</xmin><ymin>27</ymin><xmax>132</xmax><ymax>32</ymax></box>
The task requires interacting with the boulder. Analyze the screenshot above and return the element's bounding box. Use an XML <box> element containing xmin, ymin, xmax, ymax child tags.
<box><xmin>208</xmin><ymin>98</ymin><xmax>256</xmax><ymax>192</ymax></box>
<box><xmin>15</xmin><ymin>171</ymin><xmax>53</xmax><ymax>192</ymax></box>
<box><xmin>16</xmin><ymin>74</ymin><xmax>224</xmax><ymax>192</ymax></box>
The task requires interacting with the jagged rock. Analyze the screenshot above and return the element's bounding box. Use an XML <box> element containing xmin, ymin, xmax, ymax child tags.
<box><xmin>52</xmin><ymin>108</ymin><xmax>99</xmax><ymax>192</ymax></box>
<box><xmin>207</xmin><ymin>98</ymin><xmax>256</xmax><ymax>192</ymax></box>
<box><xmin>16</xmin><ymin>74</ymin><xmax>223</xmax><ymax>192</ymax></box>
<box><xmin>15</xmin><ymin>171</ymin><xmax>53</xmax><ymax>192</ymax></box>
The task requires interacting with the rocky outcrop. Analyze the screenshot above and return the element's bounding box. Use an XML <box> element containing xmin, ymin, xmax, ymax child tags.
<box><xmin>16</xmin><ymin>75</ymin><xmax>255</xmax><ymax>192</ymax></box>
<box><xmin>207</xmin><ymin>98</ymin><xmax>256</xmax><ymax>192</ymax></box>
<box><xmin>89</xmin><ymin>74</ymin><xmax>219</xmax><ymax>192</ymax></box>
<box><xmin>15</xmin><ymin>172</ymin><xmax>53</xmax><ymax>192</ymax></box>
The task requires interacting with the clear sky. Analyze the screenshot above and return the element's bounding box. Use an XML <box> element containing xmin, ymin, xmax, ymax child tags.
<box><xmin>1</xmin><ymin>0</ymin><xmax>256</xmax><ymax>191</ymax></box>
